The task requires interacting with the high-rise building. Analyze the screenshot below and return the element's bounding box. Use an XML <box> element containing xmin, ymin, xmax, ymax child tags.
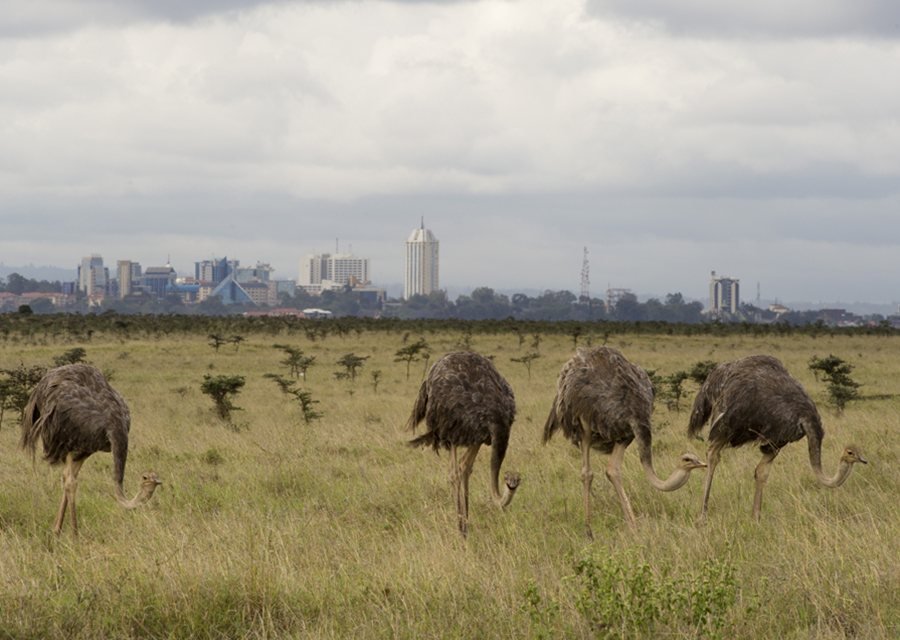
<box><xmin>234</xmin><ymin>262</ymin><xmax>274</xmax><ymax>284</ymax></box>
<box><xmin>299</xmin><ymin>253</ymin><xmax>370</xmax><ymax>291</ymax></box>
<box><xmin>77</xmin><ymin>255</ymin><xmax>108</xmax><ymax>298</ymax></box>
<box><xmin>709</xmin><ymin>271</ymin><xmax>740</xmax><ymax>315</ymax></box>
<box><xmin>117</xmin><ymin>260</ymin><xmax>141</xmax><ymax>299</ymax></box>
<box><xmin>404</xmin><ymin>220</ymin><xmax>439</xmax><ymax>299</ymax></box>
<box><xmin>142</xmin><ymin>264</ymin><xmax>177</xmax><ymax>299</ymax></box>
<box><xmin>195</xmin><ymin>257</ymin><xmax>237</xmax><ymax>287</ymax></box>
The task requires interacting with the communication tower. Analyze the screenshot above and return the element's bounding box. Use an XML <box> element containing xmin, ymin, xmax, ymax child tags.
<box><xmin>579</xmin><ymin>247</ymin><xmax>590</xmax><ymax>303</ymax></box>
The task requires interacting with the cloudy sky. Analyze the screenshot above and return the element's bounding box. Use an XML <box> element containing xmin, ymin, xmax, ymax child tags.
<box><xmin>2</xmin><ymin>0</ymin><xmax>899</xmax><ymax>303</ymax></box>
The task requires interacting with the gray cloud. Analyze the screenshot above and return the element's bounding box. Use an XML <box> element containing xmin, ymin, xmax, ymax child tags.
<box><xmin>587</xmin><ymin>0</ymin><xmax>900</xmax><ymax>39</ymax></box>
<box><xmin>0</xmin><ymin>0</ymin><xmax>473</xmax><ymax>37</ymax></box>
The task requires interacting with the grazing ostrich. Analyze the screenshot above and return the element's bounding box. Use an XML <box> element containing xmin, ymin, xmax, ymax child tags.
<box><xmin>688</xmin><ymin>354</ymin><xmax>867</xmax><ymax>520</ymax></box>
<box><xmin>21</xmin><ymin>364</ymin><xmax>162</xmax><ymax>535</ymax></box>
<box><xmin>407</xmin><ymin>351</ymin><xmax>521</xmax><ymax>537</ymax></box>
<box><xmin>543</xmin><ymin>346</ymin><xmax>706</xmax><ymax>537</ymax></box>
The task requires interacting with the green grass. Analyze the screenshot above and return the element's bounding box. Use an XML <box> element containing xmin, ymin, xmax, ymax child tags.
<box><xmin>0</xmin><ymin>327</ymin><xmax>897</xmax><ymax>638</ymax></box>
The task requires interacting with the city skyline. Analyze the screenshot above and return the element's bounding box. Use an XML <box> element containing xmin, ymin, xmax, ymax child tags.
<box><xmin>1</xmin><ymin>2</ymin><xmax>899</xmax><ymax>304</ymax></box>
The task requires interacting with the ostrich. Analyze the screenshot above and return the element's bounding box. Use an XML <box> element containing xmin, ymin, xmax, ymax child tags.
<box><xmin>407</xmin><ymin>351</ymin><xmax>521</xmax><ymax>537</ymax></box>
<box><xmin>543</xmin><ymin>346</ymin><xmax>706</xmax><ymax>537</ymax></box>
<box><xmin>688</xmin><ymin>354</ymin><xmax>867</xmax><ymax>520</ymax></box>
<box><xmin>21</xmin><ymin>363</ymin><xmax>162</xmax><ymax>535</ymax></box>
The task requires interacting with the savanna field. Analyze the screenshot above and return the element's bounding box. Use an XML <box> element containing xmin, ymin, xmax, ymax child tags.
<box><xmin>0</xmin><ymin>316</ymin><xmax>897</xmax><ymax>639</ymax></box>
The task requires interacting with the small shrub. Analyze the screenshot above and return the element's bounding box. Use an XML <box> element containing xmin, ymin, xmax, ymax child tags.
<box><xmin>569</xmin><ymin>550</ymin><xmax>738</xmax><ymax>639</ymax></box>
<box><xmin>688</xmin><ymin>360</ymin><xmax>718</xmax><ymax>385</ymax></box>
<box><xmin>521</xmin><ymin>582</ymin><xmax>560</xmax><ymax>640</ymax></box>
<box><xmin>53</xmin><ymin>347</ymin><xmax>88</xmax><ymax>367</ymax></box>
<box><xmin>202</xmin><ymin>448</ymin><xmax>225</xmax><ymax>465</ymax></box>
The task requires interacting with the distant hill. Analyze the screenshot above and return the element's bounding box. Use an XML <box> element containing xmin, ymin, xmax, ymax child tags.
<box><xmin>0</xmin><ymin>264</ymin><xmax>75</xmax><ymax>282</ymax></box>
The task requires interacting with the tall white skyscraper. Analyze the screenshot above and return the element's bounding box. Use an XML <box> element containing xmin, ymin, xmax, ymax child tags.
<box><xmin>404</xmin><ymin>220</ymin><xmax>439</xmax><ymax>299</ymax></box>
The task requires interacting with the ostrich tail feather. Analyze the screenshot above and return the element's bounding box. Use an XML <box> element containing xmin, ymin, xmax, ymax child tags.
<box><xmin>408</xmin><ymin>430</ymin><xmax>441</xmax><ymax>451</ymax></box>
<box><xmin>542</xmin><ymin>404</ymin><xmax>559</xmax><ymax>444</ymax></box>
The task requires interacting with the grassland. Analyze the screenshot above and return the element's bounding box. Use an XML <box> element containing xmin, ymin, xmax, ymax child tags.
<box><xmin>0</xmin><ymin>322</ymin><xmax>897</xmax><ymax>638</ymax></box>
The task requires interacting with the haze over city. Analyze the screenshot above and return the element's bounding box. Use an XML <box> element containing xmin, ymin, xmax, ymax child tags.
<box><xmin>2</xmin><ymin>1</ymin><xmax>899</xmax><ymax>304</ymax></box>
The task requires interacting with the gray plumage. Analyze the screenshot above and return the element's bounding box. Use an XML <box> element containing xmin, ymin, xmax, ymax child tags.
<box><xmin>408</xmin><ymin>351</ymin><xmax>520</xmax><ymax>537</ymax></box>
<box><xmin>688</xmin><ymin>354</ymin><xmax>867</xmax><ymax>520</ymax></box>
<box><xmin>21</xmin><ymin>363</ymin><xmax>161</xmax><ymax>534</ymax></box>
<box><xmin>544</xmin><ymin>346</ymin><xmax>705</xmax><ymax>536</ymax></box>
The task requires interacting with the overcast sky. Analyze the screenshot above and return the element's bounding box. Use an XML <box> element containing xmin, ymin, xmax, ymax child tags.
<box><xmin>2</xmin><ymin>0</ymin><xmax>899</xmax><ymax>303</ymax></box>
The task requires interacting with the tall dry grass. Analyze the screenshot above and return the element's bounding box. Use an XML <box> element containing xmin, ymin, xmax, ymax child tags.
<box><xmin>0</xmin><ymin>327</ymin><xmax>897</xmax><ymax>638</ymax></box>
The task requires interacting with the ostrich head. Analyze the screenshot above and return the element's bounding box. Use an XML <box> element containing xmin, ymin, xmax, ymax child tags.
<box><xmin>116</xmin><ymin>470</ymin><xmax>161</xmax><ymax>509</ymax></box>
<box><xmin>678</xmin><ymin>453</ymin><xmax>708</xmax><ymax>471</ymax></box>
<box><xmin>841</xmin><ymin>445</ymin><xmax>868</xmax><ymax>466</ymax></box>
<box><xmin>494</xmin><ymin>470</ymin><xmax>521</xmax><ymax>508</ymax></box>
<box><xmin>136</xmin><ymin>471</ymin><xmax>163</xmax><ymax>503</ymax></box>
<box><xmin>504</xmin><ymin>471</ymin><xmax>521</xmax><ymax>492</ymax></box>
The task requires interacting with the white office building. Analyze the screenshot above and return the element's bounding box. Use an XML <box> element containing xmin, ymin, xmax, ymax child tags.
<box><xmin>299</xmin><ymin>253</ymin><xmax>370</xmax><ymax>292</ymax></box>
<box><xmin>404</xmin><ymin>221</ymin><xmax>439</xmax><ymax>299</ymax></box>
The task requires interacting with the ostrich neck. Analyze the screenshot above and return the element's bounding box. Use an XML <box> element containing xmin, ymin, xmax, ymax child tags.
<box><xmin>637</xmin><ymin>439</ymin><xmax>692</xmax><ymax>492</ymax></box>
<box><xmin>808</xmin><ymin>439</ymin><xmax>854</xmax><ymax>488</ymax></box>
<box><xmin>640</xmin><ymin>459</ymin><xmax>692</xmax><ymax>492</ymax></box>
<box><xmin>811</xmin><ymin>460</ymin><xmax>854</xmax><ymax>488</ymax></box>
<box><xmin>492</xmin><ymin>483</ymin><xmax>516</xmax><ymax>508</ymax></box>
<box><xmin>114</xmin><ymin>483</ymin><xmax>153</xmax><ymax>510</ymax></box>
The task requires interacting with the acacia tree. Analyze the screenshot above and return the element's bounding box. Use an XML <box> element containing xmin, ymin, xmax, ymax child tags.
<box><xmin>570</xmin><ymin>325</ymin><xmax>583</xmax><ymax>349</ymax></box>
<box><xmin>511</xmin><ymin>352</ymin><xmax>541</xmax><ymax>380</ymax></box>
<box><xmin>0</xmin><ymin>364</ymin><xmax>46</xmax><ymax>427</ymax></box>
<box><xmin>201</xmin><ymin>374</ymin><xmax>246</xmax><ymax>421</ymax></box>
<box><xmin>264</xmin><ymin>373</ymin><xmax>322</xmax><ymax>424</ymax></box>
<box><xmin>394</xmin><ymin>338</ymin><xmax>430</xmax><ymax>380</ymax></box>
<box><xmin>274</xmin><ymin>344</ymin><xmax>317</xmax><ymax>379</ymax></box>
<box><xmin>809</xmin><ymin>354</ymin><xmax>861</xmax><ymax>413</ymax></box>
<box><xmin>336</xmin><ymin>353</ymin><xmax>369</xmax><ymax>382</ymax></box>
<box><xmin>208</xmin><ymin>334</ymin><xmax>228</xmax><ymax>353</ymax></box>
<box><xmin>371</xmin><ymin>369</ymin><xmax>383</xmax><ymax>393</ymax></box>
<box><xmin>663</xmin><ymin>370</ymin><xmax>690</xmax><ymax>411</ymax></box>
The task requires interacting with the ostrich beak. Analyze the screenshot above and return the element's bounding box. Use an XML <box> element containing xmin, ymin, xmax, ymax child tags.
<box><xmin>858</xmin><ymin>455</ymin><xmax>868</xmax><ymax>464</ymax></box>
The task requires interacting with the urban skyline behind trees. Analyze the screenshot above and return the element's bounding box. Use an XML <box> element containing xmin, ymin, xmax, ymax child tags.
<box><xmin>0</xmin><ymin>271</ymin><xmax>894</xmax><ymax>327</ymax></box>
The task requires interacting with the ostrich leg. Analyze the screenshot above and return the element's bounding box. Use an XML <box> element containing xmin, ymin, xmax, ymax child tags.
<box><xmin>699</xmin><ymin>441</ymin><xmax>724</xmax><ymax>520</ymax></box>
<box><xmin>606</xmin><ymin>441</ymin><xmax>637</xmax><ymax>530</ymax></box>
<box><xmin>752</xmin><ymin>450</ymin><xmax>779</xmax><ymax>520</ymax></box>
<box><xmin>580</xmin><ymin>419</ymin><xmax>594</xmax><ymax>539</ymax></box>
<box><xmin>449</xmin><ymin>446</ymin><xmax>464</xmax><ymax>535</ymax></box>
<box><xmin>458</xmin><ymin>445</ymin><xmax>481</xmax><ymax>538</ymax></box>
<box><xmin>54</xmin><ymin>454</ymin><xmax>84</xmax><ymax>535</ymax></box>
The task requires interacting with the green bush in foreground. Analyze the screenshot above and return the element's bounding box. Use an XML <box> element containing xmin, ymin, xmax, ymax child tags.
<box><xmin>524</xmin><ymin>550</ymin><xmax>741</xmax><ymax>639</ymax></box>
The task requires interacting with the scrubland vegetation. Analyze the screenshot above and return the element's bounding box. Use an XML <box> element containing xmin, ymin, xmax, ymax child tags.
<box><xmin>0</xmin><ymin>315</ymin><xmax>897</xmax><ymax>638</ymax></box>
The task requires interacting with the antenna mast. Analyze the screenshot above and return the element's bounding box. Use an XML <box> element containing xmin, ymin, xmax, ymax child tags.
<box><xmin>579</xmin><ymin>246</ymin><xmax>590</xmax><ymax>303</ymax></box>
